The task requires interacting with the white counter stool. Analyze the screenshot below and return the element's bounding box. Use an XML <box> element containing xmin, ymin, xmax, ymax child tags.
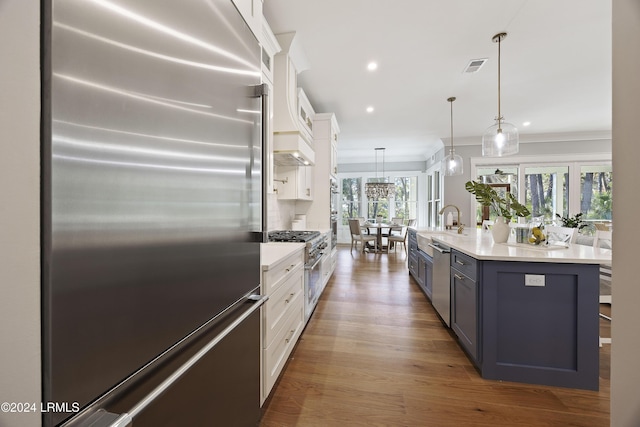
<box><xmin>593</xmin><ymin>230</ymin><xmax>612</xmax><ymax>346</ymax></box>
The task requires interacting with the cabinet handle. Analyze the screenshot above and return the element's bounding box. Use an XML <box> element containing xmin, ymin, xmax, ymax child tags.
<box><xmin>456</xmin><ymin>260</ymin><xmax>466</xmax><ymax>266</ymax></box>
<box><xmin>454</xmin><ymin>274</ymin><xmax>464</xmax><ymax>280</ymax></box>
<box><xmin>285</xmin><ymin>292</ymin><xmax>295</xmax><ymax>304</ymax></box>
<box><xmin>285</xmin><ymin>329</ymin><xmax>295</xmax><ymax>344</ymax></box>
<box><xmin>284</xmin><ymin>264</ymin><xmax>295</xmax><ymax>272</ymax></box>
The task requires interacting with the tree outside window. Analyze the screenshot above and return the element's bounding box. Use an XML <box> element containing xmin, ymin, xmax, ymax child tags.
<box><xmin>341</xmin><ymin>177</ymin><xmax>361</xmax><ymax>225</ymax></box>
<box><xmin>581</xmin><ymin>165</ymin><xmax>612</xmax><ymax>221</ymax></box>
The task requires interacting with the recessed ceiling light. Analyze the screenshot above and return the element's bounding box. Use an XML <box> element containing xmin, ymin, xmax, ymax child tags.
<box><xmin>367</xmin><ymin>62</ymin><xmax>378</xmax><ymax>71</ymax></box>
<box><xmin>522</xmin><ymin>121</ymin><xmax>531</xmax><ymax>127</ymax></box>
<box><xmin>366</xmin><ymin>106</ymin><xmax>374</xmax><ymax>113</ymax></box>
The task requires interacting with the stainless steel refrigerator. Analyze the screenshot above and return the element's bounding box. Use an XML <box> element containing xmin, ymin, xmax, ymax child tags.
<box><xmin>42</xmin><ymin>1</ymin><xmax>266</xmax><ymax>426</ymax></box>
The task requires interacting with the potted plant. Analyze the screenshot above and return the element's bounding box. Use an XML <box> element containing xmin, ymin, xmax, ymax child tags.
<box><xmin>465</xmin><ymin>180</ymin><xmax>531</xmax><ymax>242</ymax></box>
<box><xmin>555</xmin><ymin>212</ymin><xmax>587</xmax><ymax>230</ymax></box>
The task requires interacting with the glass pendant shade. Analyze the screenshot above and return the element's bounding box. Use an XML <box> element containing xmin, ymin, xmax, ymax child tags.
<box><xmin>442</xmin><ymin>96</ymin><xmax>463</xmax><ymax>176</ymax></box>
<box><xmin>482</xmin><ymin>119</ymin><xmax>519</xmax><ymax>156</ymax></box>
<box><xmin>483</xmin><ymin>32</ymin><xmax>518</xmax><ymax>157</ymax></box>
<box><xmin>443</xmin><ymin>150</ymin><xmax>464</xmax><ymax>176</ymax></box>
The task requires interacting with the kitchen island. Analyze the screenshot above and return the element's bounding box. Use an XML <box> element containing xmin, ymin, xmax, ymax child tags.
<box><xmin>414</xmin><ymin>228</ymin><xmax>612</xmax><ymax>391</ymax></box>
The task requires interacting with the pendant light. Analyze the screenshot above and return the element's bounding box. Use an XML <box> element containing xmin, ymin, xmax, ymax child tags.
<box><xmin>442</xmin><ymin>97</ymin><xmax>464</xmax><ymax>176</ymax></box>
<box><xmin>364</xmin><ymin>148</ymin><xmax>396</xmax><ymax>200</ymax></box>
<box><xmin>482</xmin><ymin>32</ymin><xmax>519</xmax><ymax>157</ymax></box>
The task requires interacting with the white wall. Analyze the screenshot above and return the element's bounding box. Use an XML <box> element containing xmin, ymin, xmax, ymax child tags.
<box><xmin>611</xmin><ymin>0</ymin><xmax>640</xmax><ymax>425</ymax></box>
<box><xmin>0</xmin><ymin>1</ymin><xmax>42</xmax><ymax>427</ymax></box>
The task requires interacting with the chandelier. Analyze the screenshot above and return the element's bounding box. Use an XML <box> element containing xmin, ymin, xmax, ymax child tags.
<box><xmin>365</xmin><ymin>148</ymin><xmax>396</xmax><ymax>200</ymax></box>
<box><xmin>482</xmin><ymin>32</ymin><xmax>519</xmax><ymax>157</ymax></box>
<box><xmin>442</xmin><ymin>96</ymin><xmax>464</xmax><ymax>176</ymax></box>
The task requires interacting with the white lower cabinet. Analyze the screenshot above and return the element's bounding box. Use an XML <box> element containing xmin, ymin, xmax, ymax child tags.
<box><xmin>260</xmin><ymin>245</ymin><xmax>305</xmax><ymax>405</ymax></box>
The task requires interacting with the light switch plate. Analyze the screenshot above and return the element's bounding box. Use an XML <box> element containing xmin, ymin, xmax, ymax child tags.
<box><xmin>525</xmin><ymin>274</ymin><xmax>545</xmax><ymax>287</ymax></box>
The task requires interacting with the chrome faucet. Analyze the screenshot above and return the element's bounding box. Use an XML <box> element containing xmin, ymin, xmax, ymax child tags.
<box><xmin>439</xmin><ymin>204</ymin><xmax>465</xmax><ymax>234</ymax></box>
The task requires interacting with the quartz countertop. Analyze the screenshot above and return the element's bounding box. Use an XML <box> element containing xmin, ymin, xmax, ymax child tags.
<box><xmin>260</xmin><ymin>242</ymin><xmax>305</xmax><ymax>270</ymax></box>
<box><xmin>417</xmin><ymin>228</ymin><xmax>612</xmax><ymax>264</ymax></box>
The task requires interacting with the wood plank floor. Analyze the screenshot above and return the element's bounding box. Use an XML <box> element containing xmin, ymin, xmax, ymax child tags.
<box><xmin>260</xmin><ymin>245</ymin><xmax>611</xmax><ymax>426</ymax></box>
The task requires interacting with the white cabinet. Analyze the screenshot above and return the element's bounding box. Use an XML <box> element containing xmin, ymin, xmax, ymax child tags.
<box><xmin>297</xmin><ymin>88</ymin><xmax>315</xmax><ymax>145</ymax></box>
<box><xmin>260</xmin><ymin>245</ymin><xmax>305</xmax><ymax>405</ymax></box>
<box><xmin>258</xmin><ymin>18</ymin><xmax>281</xmax><ymax>194</ymax></box>
<box><xmin>331</xmin><ymin>139</ymin><xmax>338</xmax><ymax>177</ymax></box>
<box><xmin>275</xmin><ymin>165</ymin><xmax>314</xmax><ymax>200</ymax></box>
<box><xmin>305</xmin><ymin>113</ymin><xmax>340</xmax><ymax>229</ymax></box>
<box><xmin>231</xmin><ymin>0</ymin><xmax>263</xmax><ymax>39</ymax></box>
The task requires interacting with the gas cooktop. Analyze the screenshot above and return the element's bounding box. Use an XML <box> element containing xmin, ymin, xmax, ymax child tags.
<box><xmin>268</xmin><ymin>230</ymin><xmax>321</xmax><ymax>242</ymax></box>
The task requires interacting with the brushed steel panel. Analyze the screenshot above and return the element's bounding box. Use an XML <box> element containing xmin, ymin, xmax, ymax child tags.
<box><xmin>45</xmin><ymin>1</ymin><xmax>262</xmax><ymax>424</ymax></box>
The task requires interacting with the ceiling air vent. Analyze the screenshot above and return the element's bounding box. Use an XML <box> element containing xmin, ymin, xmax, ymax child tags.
<box><xmin>463</xmin><ymin>58</ymin><xmax>488</xmax><ymax>74</ymax></box>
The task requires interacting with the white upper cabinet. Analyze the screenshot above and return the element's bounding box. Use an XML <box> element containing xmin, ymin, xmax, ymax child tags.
<box><xmin>272</xmin><ymin>32</ymin><xmax>315</xmax><ymax>167</ymax></box>
<box><xmin>297</xmin><ymin>88</ymin><xmax>315</xmax><ymax>144</ymax></box>
<box><xmin>258</xmin><ymin>17</ymin><xmax>281</xmax><ymax>194</ymax></box>
<box><xmin>275</xmin><ymin>165</ymin><xmax>314</xmax><ymax>201</ymax></box>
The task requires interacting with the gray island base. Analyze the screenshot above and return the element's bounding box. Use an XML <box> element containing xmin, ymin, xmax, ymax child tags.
<box><xmin>411</xmin><ymin>229</ymin><xmax>610</xmax><ymax>391</ymax></box>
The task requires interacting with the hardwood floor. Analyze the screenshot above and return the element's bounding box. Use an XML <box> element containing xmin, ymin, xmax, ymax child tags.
<box><xmin>260</xmin><ymin>246</ymin><xmax>611</xmax><ymax>426</ymax></box>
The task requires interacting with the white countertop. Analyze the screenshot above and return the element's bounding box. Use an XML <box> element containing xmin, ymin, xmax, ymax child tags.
<box><xmin>260</xmin><ymin>242</ymin><xmax>305</xmax><ymax>270</ymax></box>
<box><xmin>417</xmin><ymin>228</ymin><xmax>612</xmax><ymax>264</ymax></box>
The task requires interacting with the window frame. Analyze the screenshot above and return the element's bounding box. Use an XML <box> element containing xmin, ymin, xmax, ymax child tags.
<box><xmin>470</xmin><ymin>153</ymin><xmax>612</xmax><ymax>226</ymax></box>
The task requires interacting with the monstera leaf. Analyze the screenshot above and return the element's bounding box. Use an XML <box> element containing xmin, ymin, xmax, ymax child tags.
<box><xmin>465</xmin><ymin>181</ymin><xmax>530</xmax><ymax>221</ymax></box>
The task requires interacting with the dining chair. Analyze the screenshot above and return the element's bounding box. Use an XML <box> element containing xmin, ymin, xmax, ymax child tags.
<box><xmin>349</xmin><ymin>218</ymin><xmax>377</xmax><ymax>253</ymax></box>
<box><xmin>407</xmin><ymin>219</ymin><xmax>416</xmax><ymax>227</ymax></box>
<box><xmin>546</xmin><ymin>225</ymin><xmax>578</xmax><ymax>244</ymax></box>
<box><xmin>593</xmin><ymin>229</ymin><xmax>612</xmax><ymax>345</ymax></box>
<box><xmin>387</xmin><ymin>226</ymin><xmax>408</xmax><ymax>253</ymax></box>
<box><xmin>389</xmin><ymin>217</ymin><xmax>404</xmax><ymax>236</ymax></box>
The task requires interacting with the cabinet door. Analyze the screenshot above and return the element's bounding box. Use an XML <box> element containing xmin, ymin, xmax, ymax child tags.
<box><xmin>424</xmin><ymin>255</ymin><xmax>433</xmax><ymax>301</ymax></box>
<box><xmin>417</xmin><ymin>254</ymin><xmax>426</xmax><ymax>289</ymax></box>
<box><xmin>451</xmin><ymin>269</ymin><xmax>478</xmax><ymax>362</ymax></box>
<box><xmin>330</xmin><ymin>140</ymin><xmax>338</xmax><ymax>177</ymax></box>
<box><xmin>275</xmin><ymin>166</ymin><xmax>313</xmax><ymax>200</ymax></box>
<box><xmin>300</xmin><ymin>166</ymin><xmax>313</xmax><ymax>200</ymax></box>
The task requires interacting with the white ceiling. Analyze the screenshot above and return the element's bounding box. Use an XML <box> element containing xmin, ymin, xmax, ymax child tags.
<box><xmin>262</xmin><ymin>0</ymin><xmax>612</xmax><ymax>164</ymax></box>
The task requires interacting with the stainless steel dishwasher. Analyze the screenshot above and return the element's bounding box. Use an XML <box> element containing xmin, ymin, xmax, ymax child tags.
<box><xmin>428</xmin><ymin>241</ymin><xmax>451</xmax><ymax>327</ymax></box>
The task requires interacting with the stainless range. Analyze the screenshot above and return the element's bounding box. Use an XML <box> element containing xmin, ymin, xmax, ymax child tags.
<box><xmin>268</xmin><ymin>230</ymin><xmax>328</xmax><ymax>321</ymax></box>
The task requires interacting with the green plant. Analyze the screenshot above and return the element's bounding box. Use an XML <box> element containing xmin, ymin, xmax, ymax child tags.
<box><xmin>465</xmin><ymin>181</ymin><xmax>531</xmax><ymax>221</ymax></box>
<box><xmin>555</xmin><ymin>212</ymin><xmax>587</xmax><ymax>229</ymax></box>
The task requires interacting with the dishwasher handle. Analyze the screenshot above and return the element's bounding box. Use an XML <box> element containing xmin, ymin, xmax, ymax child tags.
<box><xmin>428</xmin><ymin>243</ymin><xmax>450</xmax><ymax>254</ymax></box>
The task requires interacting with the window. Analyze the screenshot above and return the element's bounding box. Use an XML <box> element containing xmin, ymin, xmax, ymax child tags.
<box><xmin>524</xmin><ymin>165</ymin><xmax>569</xmax><ymax>221</ymax></box>
<box><xmin>337</xmin><ymin>172</ymin><xmax>420</xmax><ymax>243</ymax></box>
<box><xmin>470</xmin><ymin>157</ymin><xmax>612</xmax><ymax>228</ymax></box>
<box><xmin>341</xmin><ymin>177</ymin><xmax>361</xmax><ymax>226</ymax></box>
<box><xmin>425</xmin><ymin>169</ymin><xmax>441</xmax><ymax>227</ymax></box>
<box><xmin>581</xmin><ymin>164</ymin><xmax>612</xmax><ymax>221</ymax></box>
<box><xmin>475</xmin><ymin>167</ymin><xmax>519</xmax><ymax>224</ymax></box>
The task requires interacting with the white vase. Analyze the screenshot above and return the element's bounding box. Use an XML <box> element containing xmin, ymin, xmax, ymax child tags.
<box><xmin>491</xmin><ymin>216</ymin><xmax>510</xmax><ymax>243</ymax></box>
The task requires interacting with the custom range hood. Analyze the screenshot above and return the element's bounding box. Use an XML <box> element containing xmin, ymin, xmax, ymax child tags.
<box><xmin>273</xmin><ymin>32</ymin><xmax>315</xmax><ymax>166</ymax></box>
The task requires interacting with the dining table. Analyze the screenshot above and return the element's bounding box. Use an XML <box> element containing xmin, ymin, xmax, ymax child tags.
<box><xmin>364</xmin><ymin>222</ymin><xmax>403</xmax><ymax>252</ymax></box>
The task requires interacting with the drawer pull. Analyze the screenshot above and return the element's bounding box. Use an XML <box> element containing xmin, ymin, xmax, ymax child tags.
<box><xmin>285</xmin><ymin>292</ymin><xmax>295</xmax><ymax>303</ymax></box>
<box><xmin>284</xmin><ymin>264</ymin><xmax>296</xmax><ymax>272</ymax></box>
<box><xmin>454</xmin><ymin>274</ymin><xmax>464</xmax><ymax>280</ymax></box>
<box><xmin>456</xmin><ymin>260</ymin><xmax>466</xmax><ymax>266</ymax></box>
<box><xmin>285</xmin><ymin>329</ymin><xmax>295</xmax><ymax>344</ymax></box>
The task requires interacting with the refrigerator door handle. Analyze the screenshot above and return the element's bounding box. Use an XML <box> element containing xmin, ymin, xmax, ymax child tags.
<box><xmin>94</xmin><ymin>295</ymin><xmax>269</xmax><ymax>427</ymax></box>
